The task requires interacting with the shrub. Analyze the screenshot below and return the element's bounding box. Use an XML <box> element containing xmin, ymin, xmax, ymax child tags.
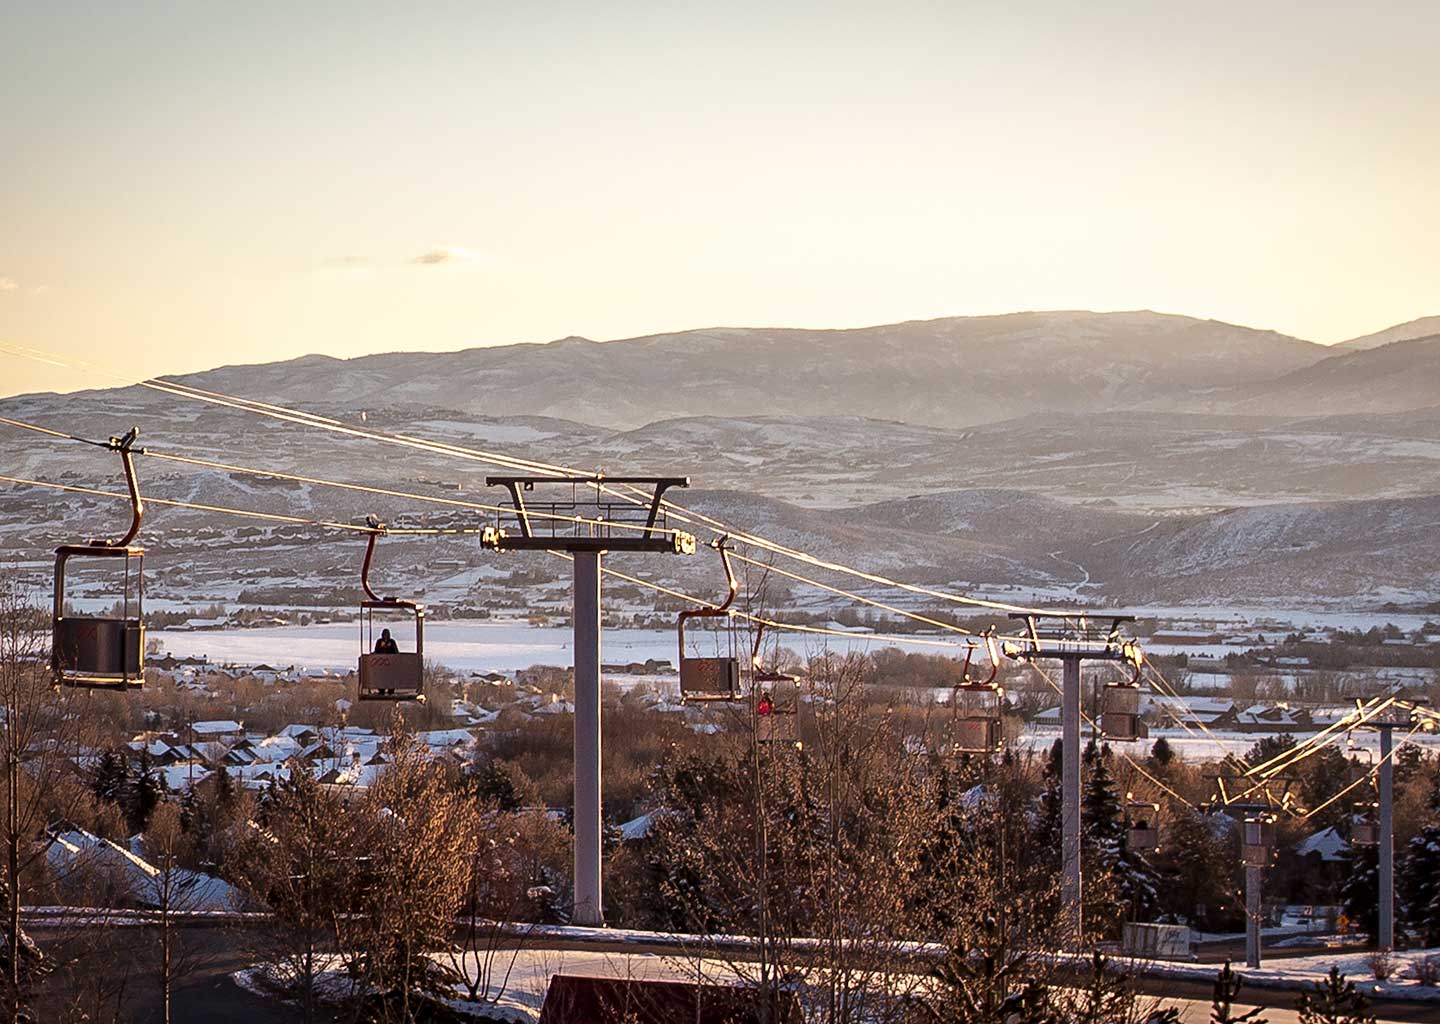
<box><xmin>1412</xmin><ymin>955</ymin><xmax>1440</xmax><ymax>987</ymax></box>
<box><xmin>1364</xmin><ymin>949</ymin><xmax>1394</xmax><ymax>982</ymax></box>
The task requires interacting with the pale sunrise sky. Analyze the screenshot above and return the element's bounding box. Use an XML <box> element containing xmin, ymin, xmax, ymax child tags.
<box><xmin>2</xmin><ymin>1</ymin><xmax>1437</xmax><ymax>396</ymax></box>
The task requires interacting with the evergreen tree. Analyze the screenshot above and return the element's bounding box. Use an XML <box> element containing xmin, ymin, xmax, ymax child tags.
<box><xmin>1032</xmin><ymin>740</ymin><xmax>1064</xmax><ymax>854</ymax></box>
<box><xmin>1399</xmin><ymin>774</ymin><xmax>1440</xmax><ymax>945</ymax></box>
<box><xmin>1339</xmin><ymin>845</ymin><xmax>1379</xmax><ymax>947</ymax></box>
<box><xmin>1210</xmin><ymin>961</ymin><xmax>1267</xmax><ymax>1024</ymax></box>
<box><xmin>1161</xmin><ymin>810</ymin><xmax>1238</xmax><ymax>931</ymax></box>
<box><xmin>1298</xmin><ymin>747</ymin><xmax>1353</xmax><ymax>830</ymax></box>
<box><xmin>471</xmin><ymin>759</ymin><xmax>521</xmax><ymax>812</ymax></box>
<box><xmin>1150</xmin><ymin>737</ymin><xmax>1175</xmax><ymax>768</ymax></box>
<box><xmin>1245</xmin><ymin>735</ymin><xmax>1296</xmax><ymax>771</ymax></box>
<box><xmin>92</xmin><ymin>748</ymin><xmax>129</xmax><ymax>806</ymax></box>
<box><xmin>178</xmin><ymin>786</ymin><xmax>199</xmax><ymax>834</ymax></box>
<box><xmin>1296</xmin><ymin>966</ymin><xmax>1374</xmax><ymax>1024</ymax></box>
<box><xmin>211</xmin><ymin>761</ymin><xmax>237</xmax><ymax>811</ymax></box>
<box><xmin>127</xmin><ymin>751</ymin><xmax>163</xmax><ymax>834</ymax></box>
<box><xmin>525</xmin><ymin>865</ymin><xmax>569</xmax><ymax>924</ymax></box>
<box><xmin>1394</xmin><ymin>745</ymin><xmax>1424</xmax><ymax>787</ymax></box>
<box><xmin>1082</xmin><ymin>743</ymin><xmax>1160</xmax><ymax>926</ymax></box>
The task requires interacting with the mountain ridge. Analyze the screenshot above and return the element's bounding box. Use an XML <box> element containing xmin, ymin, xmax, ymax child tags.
<box><xmin>155</xmin><ymin>310</ymin><xmax>1326</xmax><ymax>431</ymax></box>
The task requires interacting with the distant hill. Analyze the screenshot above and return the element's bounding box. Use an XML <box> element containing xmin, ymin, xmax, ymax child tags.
<box><xmin>163</xmin><ymin>310</ymin><xmax>1324</xmax><ymax>431</ymax></box>
<box><xmin>1337</xmin><ymin>316</ymin><xmax>1440</xmax><ymax>351</ymax></box>
<box><xmin>1190</xmin><ymin>336</ymin><xmax>1440</xmax><ymax>418</ymax></box>
<box><xmin>1083</xmin><ymin>493</ymin><xmax>1440</xmax><ymax>604</ymax></box>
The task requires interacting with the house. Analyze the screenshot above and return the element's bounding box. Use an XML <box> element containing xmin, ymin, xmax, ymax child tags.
<box><xmin>226</xmin><ymin>763</ymin><xmax>292</xmax><ymax>790</ymax></box>
<box><xmin>45</xmin><ymin>828</ymin><xmax>242</xmax><ymax>911</ymax></box>
<box><xmin>1153</xmin><ymin>697</ymin><xmax>1239</xmax><ymax>729</ymax></box>
<box><xmin>190</xmin><ymin>720</ymin><xmax>245</xmax><ymax>742</ymax></box>
<box><xmin>159</xmin><ymin>764</ymin><xmax>212</xmax><ymax>792</ymax></box>
<box><xmin>1235</xmin><ymin>703</ymin><xmax>1313</xmax><ymax>733</ymax></box>
<box><xmin>277</xmin><ymin>724</ymin><xmax>320</xmax><ymax>745</ymax></box>
<box><xmin>417</xmin><ymin>729</ymin><xmax>477</xmax><ymax>751</ymax></box>
<box><xmin>1296</xmin><ymin>826</ymin><xmax>1349</xmax><ymax>864</ymax></box>
<box><xmin>253</xmin><ymin>735</ymin><xmax>303</xmax><ymax>763</ymax></box>
<box><xmin>315</xmin><ymin>758</ymin><xmax>387</xmax><ymax>793</ymax></box>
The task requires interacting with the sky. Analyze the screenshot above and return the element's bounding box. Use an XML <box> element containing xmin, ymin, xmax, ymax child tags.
<box><xmin>2</xmin><ymin>0</ymin><xmax>1438</xmax><ymax>396</ymax></box>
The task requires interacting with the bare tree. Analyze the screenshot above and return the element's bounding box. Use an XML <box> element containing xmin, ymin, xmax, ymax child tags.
<box><xmin>139</xmin><ymin>801</ymin><xmax>225</xmax><ymax>1024</ymax></box>
<box><xmin>342</xmin><ymin>732</ymin><xmax>479</xmax><ymax>1022</ymax></box>
<box><xmin>442</xmin><ymin>805</ymin><xmax>541</xmax><ymax>1007</ymax></box>
<box><xmin>0</xmin><ymin>573</ymin><xmax>110</xmax><ymax>1022</ymax></box>
<box><xmin>235</xmin><ymin>767</ymin><xmax>363</xmax><ymax>1024</ymax></box>
<box><xmin>649</xmin><ymin>649</ymin><xmax>940</xmax><ymax>1024</ymax></box>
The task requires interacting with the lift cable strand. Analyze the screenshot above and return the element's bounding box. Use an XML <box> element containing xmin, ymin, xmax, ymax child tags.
<box><xmin>1027</xmin><ymin>660</ymin><xmax>1199</xmax><ymax>811</ymax></box>
<box><xmin>0</xmin><ymin>410</ymin><xmax>1054</xmax><ymax>648</ymax></box>
<box><xmin>0</xmin><ymin>341</ymin><xmax>1056</xmax><ymax>617</ymax></box>
<box><xmin>0</xmin><ymin>414</ymin><xmax>682</xmax><ymax>537</ymax></box>
<box><xmin>1295</xmin><ymin>724</ymin><xmax>1420</xmax><ymax>823</ymax></box>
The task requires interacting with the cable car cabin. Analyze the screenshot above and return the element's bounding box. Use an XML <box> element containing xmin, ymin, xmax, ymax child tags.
<box><xmin>949</xmin><ymin>632</ymin><xmax>1005</xmax><ymax>754</ymax></box>
<box><xmin>1351</xmin><ymin>818</ymin><xmax>1379</xmax><ymax>846</ymax></box>
<box><xmin>680</xmin><ymin>656</ymin><xmax>741</xmax><ymax>703</ymax></box>
<box><xmin>52</xmin><ymin>545</ymin><xmax>145</xmax><ymax>689</ymax></box>
<box><xmin>354</xmin><ymin>518</ymin><xmax>425</xmax><ymax>702</ymax></box>
<box><xmin>358</xmin><ymin>599</ymin><xmax>425</xmax><ymax>701</ymax></box>
<box><xmin>756</xmin><ymin>694</ymin><xmax>798</xmax><ymax>744</ymax></box>
<box><xmin>1242</xmin><ymin>844</ymin><xmax>1272</xmax><ymax>868</ymax></box>
<box><xmin>953</xmin><ymin>686</ymin><xmax>1004</xmax><ymax>754</ymax></box>
<box><xmin>1101</xmin><ymin>682</ymin><xmax>1147</xmax><ymax>741</ymax></box>
<box><xmin>1243</xmin><ymin>816</ymin><xmax>1276</xmax><ymax>848</ymax></box>
<box><xmin>677</xmin><ymin>539</ymin><xmax>742</xmax><ymax>703</ymax></box>
<box><xmin>1126</xmin><ymin>800</ymin><xmax>1161</xmax><ymax>853</ymax></box>
<box><xmin>52</xmin><ymin>427</ymin><xmax>148</xmax><ymax>691</ymax></box>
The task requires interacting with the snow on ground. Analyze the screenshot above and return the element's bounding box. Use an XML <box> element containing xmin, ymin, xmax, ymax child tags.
<box><xmin>153</xmin><ymin>621</ymin><xmax>970</xmax><ymax>674</ymax></box>
<box><xmin>1125</xmin><ymin>946</ymin><xmax>1440</xmax><ymax>1004</ymax></box>
<box><xmin>234</xmin><ymin>942</ymin><xmax>1440</xmax><ymax>1023</ymax></box>
<box><xmin>1014</xmin><ymin>725</ymin><xmax>1440</xmax><ymax>763</ymax></box>
<box><xmin>235</xmin><ymin>948</ymin><xmax>770</xmax><ymax>1023</ymax></box>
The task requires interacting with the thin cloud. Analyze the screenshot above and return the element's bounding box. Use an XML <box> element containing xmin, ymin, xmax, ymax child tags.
<box><xmin>411</xmin><ymin>246</ymin><xmax>481</xmax><ymax>266</ymax></box>
<box><xmin>0</xmin><ymin>278</ymin><xmax>17</xmax><ymax>292</ymax></box>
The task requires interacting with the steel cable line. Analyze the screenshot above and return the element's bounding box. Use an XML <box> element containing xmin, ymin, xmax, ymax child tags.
<box><xmin>0</xmin><ymin>360</ymin><xmax>1071</xmax><ymax>653</ymax></box>
<box><xmin>0</xmin><ymin>414</ymin><xmax>682</xmax><ymax>537</ymax></box>
<box><xmin>137</xmin><ymin>377</ymin><xmax>575</xmax><ymax>478</ymax></box>
<box><xmin>143</xmin><ymin>373</ymin><xmax>1044</xmax><ymax>618</ymax></box>
<box><xmin>1135</xmin><ymin>660</ymin><xmax>1235</xmax><ymax>747</ymax></box>
<box><xmin>1027</xmin><ymin>660</ymin><xmax>1198</xmax><ymax>811</ymax></box>
<box><xmin>605</xmin><ymin>478</ymin><xmax>1061</xmax><ymax>618</ymax></box>
<box><xmin>1295</xmin><ymin>723</ymin><xmax>1421</xmax><ymax>822</ymax></box>
<box><xmin>0</xmin><ymin>411</ymin><xmax>1044</xmax><ymax>652</ymax></box>
<box><xmin>1</xmin><ymin>468</ymin><xmax>969</xmax><ymax>653</ymax></box>
<box><xmin>1246</xmin><ymin>697</ymin><xmax>1393</xmax><ymax>780</ymax></box>
<box><xmin>544</xmin><ymin>551</ymin><xmax>972</xmax><ymax>651</ymax></box>
<box><xmin>0</xmin><ymin>474</ymin><xmax>394</xmax><ymax>533</ymax></box>
<box><xmin>728</xmin><ymin>547</ymin><xmax>1008</xmax><ymax>640</ymax></box>
<box><xmin>0</xmin><ymin>342</ymin><xmax>1061</xmax><ymax>619</ymax></box>
<box><xmin>0</xmin><ymin>412</ymin><xmax>1042</xmax><ymax>649</ymax></box>
<box><xmin>1216</xmin><ymin>697</ymin><xmax>1397</xmax><ymax>810</ymax></box>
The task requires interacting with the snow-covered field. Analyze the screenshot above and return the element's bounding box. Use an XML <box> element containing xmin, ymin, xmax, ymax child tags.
<box><xmin>153</xmin><ymin>621</ymin><xmax>948</xmax><ymax>675</ymax></box>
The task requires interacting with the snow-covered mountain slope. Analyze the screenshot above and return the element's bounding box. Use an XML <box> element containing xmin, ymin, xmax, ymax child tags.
<box><xmin>1185</xmin><ymin>336</ymin><xmax>1440</xmax><ymax>418</ymax></box>
<box><xmin>1337</xmin><ymin>315</ymin><xmax>1440</xmax><ymax>351</ymax></box>
<box><xmin>157</xmin><ymin>310</ymin><xmax>1324</xmax><ymax>430</ymax></box>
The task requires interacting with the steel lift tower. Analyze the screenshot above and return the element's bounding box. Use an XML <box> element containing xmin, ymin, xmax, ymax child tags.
<box><xmin>484</xmin><ymin>476</ymin><xmax>695</xmax><ymax>925</ymax></box>
<box><xmin>1005</xmin><ymin>612</ymin><xmax>1142</xmax><ymax>947</ymax></box>
<box><xmin>1351</xmin><ymin>702</ymin><xmax>1422</xmax><ymax>951</ymax></box>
